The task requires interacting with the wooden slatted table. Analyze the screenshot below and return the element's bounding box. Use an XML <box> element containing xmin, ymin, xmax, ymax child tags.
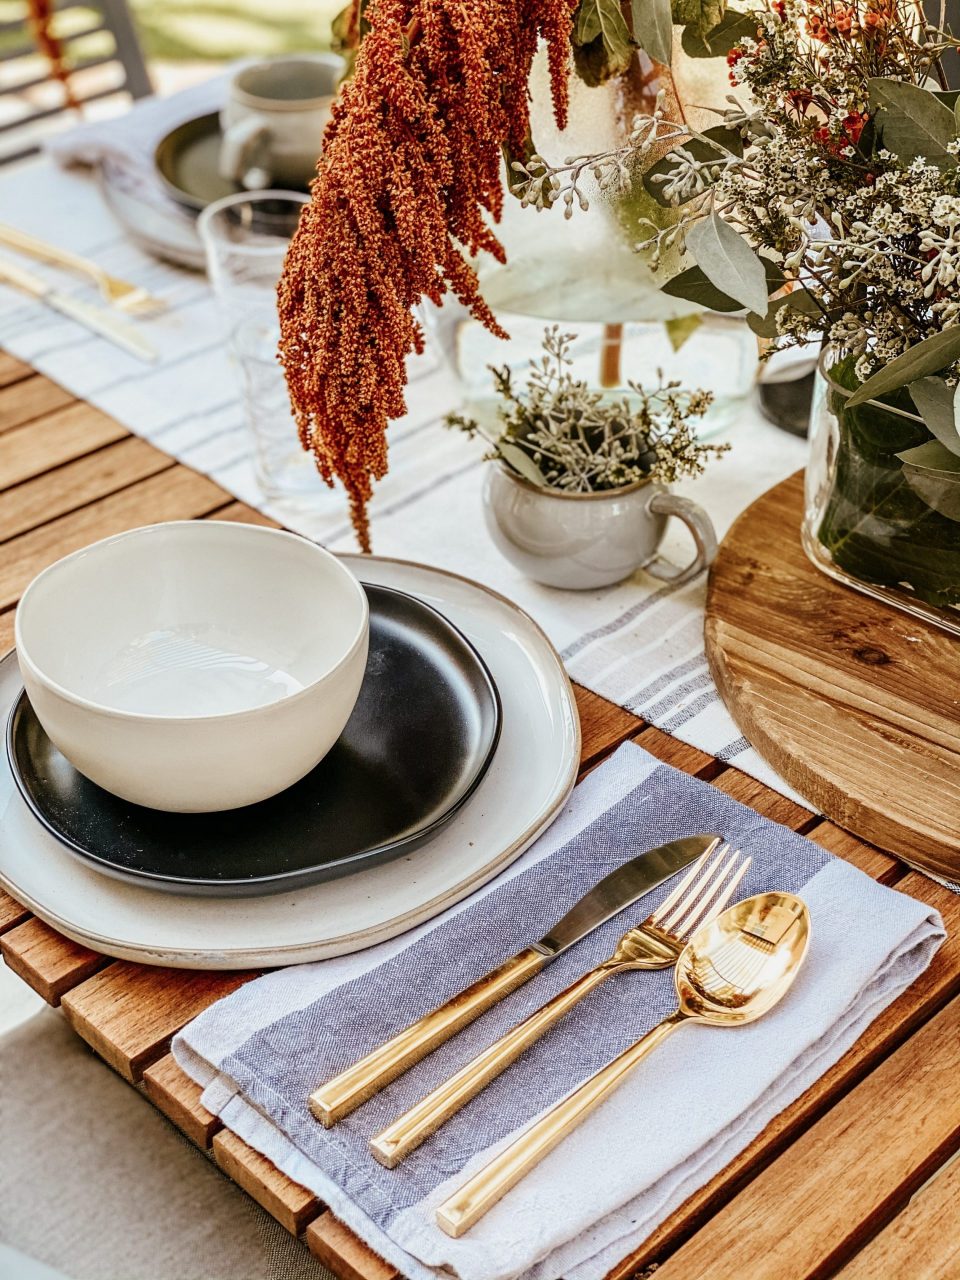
<box><xmin>2</xmin><ymin>353</ymin><xmax>960</xmax><ymax>1279</ymax></box>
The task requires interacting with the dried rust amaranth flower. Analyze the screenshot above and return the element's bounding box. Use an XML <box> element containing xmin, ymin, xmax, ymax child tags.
<box><xmin>277</xmin><ymin>0</ymin><xmax>578</xmax><ymax>550</ymax></box>
<box><xmin>28</xmin><ymin>0</ymin><xmax>79</xmax><ymax>109</ymax></box>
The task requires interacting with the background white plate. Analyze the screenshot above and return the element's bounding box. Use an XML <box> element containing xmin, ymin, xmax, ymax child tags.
<box><xmin>0</xmin><ymin>557</ymin><xmax>580</xmax><ymax>968</ymax></box>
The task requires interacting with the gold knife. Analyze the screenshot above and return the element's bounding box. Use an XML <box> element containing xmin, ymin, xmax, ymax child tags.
<box><xmin>0</xmin><ymin>253</ymin><xmax>158</xmax><ymax>363</ymax></box>
<box><xmin>309</xmin><ymin>833</ymin><xmax>721</xmax><ymax>1126</ymax></box>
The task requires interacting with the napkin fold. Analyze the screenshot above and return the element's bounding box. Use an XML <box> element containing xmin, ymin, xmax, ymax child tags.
<box><xmin>45</xmin><ymin>74</ymin><xmax>232</xmax><ymax>217</ymax></box>
<box><xmin>174</xmin><ymin>743</ymin><xmax>944</xmax><ymax>1280</ymax></box>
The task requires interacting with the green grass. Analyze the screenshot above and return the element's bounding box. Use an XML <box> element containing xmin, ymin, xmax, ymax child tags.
<box><xmin>0</xmin><ymin>0</ymin><xmax>342</xmax><ymax>63</ymax></box>
<box><xmin>129</xmin><ymin>0</ymin><xmax>343</xmax><ymax>61</ymax></box>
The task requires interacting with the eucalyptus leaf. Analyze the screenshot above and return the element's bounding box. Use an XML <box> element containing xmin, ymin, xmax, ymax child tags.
<box><xmin>897</xmin><ymin>440</ymin><xmax>960</xmax><ymax>521</ymax></box>
<box><xmin>643</xmin><ymin>125</ymin><xmax>743</xmax><ymax>207</ymax></box>
<box><xmin>681</xmin><ymin>9</ymin><xmax>756</xmax><ymax>56</ymax></box>
<box><xmin>664</xmin><ymin>313</ymin><xmax>703</xmax><ymax>351</ymax></box>
<box><xmin>745</xmin><ymin>286</ymin><xmax>819</xmax><ymax>338</ymax></box>
<box><xmin>497</xmin><ymin>441</ymin><xmax>548</xmax><ymax>487</ymax></box>
<box><xmin>867</xmin><ymin>78</ymin><xmax>958</xmax><ymax>170</ymax></box>
<box><xmin>631</xmin><ymin>0</ymin><xmax>672</xmax><ymax>64</ymax></box>
<box><xmin>572</xmin><ymin>0</ymin><xmax>634</xmax><ymax>84</ymax></box>
<box><xmin>686</xmin><ymin>211</ymin><xmax>769</xmax><ymax>315</ymax></box>
<box><xmin>661</xmin><ymin>264</ymin><xmax>742</xmax><ymax>311</ymax></box>
<box><xmin>575</xmin><ymin>0</ymin><xmax>632</xmax><ymax>58</ymax></box>
<box><xmin>847</xmin><ymin>329</ymin><xmax>960</xmax><ymax>407</ymax></box>
<box><xmin>672</xmin><ymin>0</ymin><xmax>724</xmax><ymax>39</ymax></box>
<box><xmin>908</xmin><ymin>377</ymin><xmax>960</xmax><ymax>457</ymax></box>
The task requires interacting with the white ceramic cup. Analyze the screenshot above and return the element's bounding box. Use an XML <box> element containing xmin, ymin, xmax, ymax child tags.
<box><xmin>219</xmin><ymin>54</ymin><xmax>343</xmax><ymax>190</ymax></box>
<box><xmin>484</xmin><ymin>466</ymin><xmax>718</xmax><ymax>590</ymax></box>
<box><xmin>15</xmin><ymin>522</ymin><xmax>369</xmax><ymax>813</ymax></box>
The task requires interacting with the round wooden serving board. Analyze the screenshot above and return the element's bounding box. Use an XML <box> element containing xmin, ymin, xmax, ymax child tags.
<box><xmin>705</xmin><ymin>470</ymin><xmax>960</xmax><ymax>881</ymax></box>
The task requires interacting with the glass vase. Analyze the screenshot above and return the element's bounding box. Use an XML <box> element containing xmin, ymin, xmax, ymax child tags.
<box><xmin>802</xmin><ymin>349</ymin><xmax>960</xmax><ymax>636</ymax></box>
<box><xmin>428</xmin><ymin>48</ymin><xmax>758</xmax><ymax>439</ymax></box>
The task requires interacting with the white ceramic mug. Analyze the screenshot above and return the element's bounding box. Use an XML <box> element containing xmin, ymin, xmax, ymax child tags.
<box><xmin>483</xmin><ymin>466</ymin><xmax>718</xmax><ymax>590</ymax></box>
<box><xmin>219</xmin><ymin>54</ymin><xmax>343</xmax><ymax>191</ymax></box>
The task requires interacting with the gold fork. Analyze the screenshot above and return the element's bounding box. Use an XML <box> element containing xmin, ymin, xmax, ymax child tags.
<box><xmin>369</xmin><ymin>843</ymin><xmax>751</xmax><ymax>1167</ymax></box>
<box><xmin>0</xmin><ymin>223</ymin><xmax>166</xmax><ymax>316</ymax></box>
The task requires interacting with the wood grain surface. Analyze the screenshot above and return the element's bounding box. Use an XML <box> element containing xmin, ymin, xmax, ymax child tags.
<box><xmin>705</xmin><ymin>471</ymin><xmax>960</xmax><ymax>880</ymax></box>
<box><xmin>1</xmin><ymin>367</ymin><xmax>956</xmax><ymax>1280</ymax></box>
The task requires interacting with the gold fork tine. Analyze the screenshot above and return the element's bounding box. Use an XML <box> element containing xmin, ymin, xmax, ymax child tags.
<box><xmin>648</xmin><ymin>846</ymin><xmax>718</xmax><ymax>924</ymax></box>
<box><xmin>653</xmin><ymin>842</ymin><xmax>730</xmax><ymax>933</ymax></box>
<box><xmin>663</xmin><ymin>847</ymin><xmax>747</xmax><ymax>937</ymax></box>
<box><xmin>694</xmin><ymin>855</ymin><xmax>752</xmax><ymax>932</ymax></box>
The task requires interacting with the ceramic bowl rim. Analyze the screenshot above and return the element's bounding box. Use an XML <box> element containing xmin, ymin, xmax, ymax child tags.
<box><xmin>14</xmin><ymin>520</ymin><xmax>370</xmax><ymax>725</ymax></box>
<box><xmin>493</xmin><ymin>461</ymin><xmax>654</xmax><ymax>501</ymax></box>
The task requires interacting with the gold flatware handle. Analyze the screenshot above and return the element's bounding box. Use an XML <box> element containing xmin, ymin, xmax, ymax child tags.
<box><xmin>0</xmin><ymin>223</ymin><xmax>108</xmax><ymax>281</ymax></box>
<box><xmin>371</xmin><ymin>964</ymin><xmax>614</xmax><ymax>1167</ymax></box>
<box><xmin>435</xmin><ymin>1009</ymin><xmax>687</xmax><ymax>1238</ymax></box>
<box><xmin>309</xmin><ymin>946</ymin><xmax>547</xmax><ymax>1127</ymax></box>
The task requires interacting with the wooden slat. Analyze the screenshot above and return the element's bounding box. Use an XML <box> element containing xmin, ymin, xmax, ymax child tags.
<box><xmin>210</xmin><ymin>501</ymin><xmax>282</xmax><ymax>529</ymax></box>
<box><xmin>141</xmin><ymin>1054</ymin><xmax>220</xmax><ymax>1149</ymax></box>
<box><xmin>0</xmin><ymin>915</ymin><xmax>106</xmax><ymax>1004</ymax></box>
<box><xmin>806</xmin><ymin>819</ymin><xmax>902</xmax><ymax>884</ymax></box>
<box><xmin>607</xmin><ymin>873</ymin><xmax>960</xmax><ymax>1278</ymax></box>
<box><xmin>632</xmin><ymin>724</ymin><xmax>724</xmax><ymax>779</ymax></box>
<box><xmin>0</xmin><ymin>887</ymin><xmax>30</xmax><ymax>934</ymax></box>
<box><xmin>649</xmin><ymin>995</ymin><xmax>960</xmax><ymax>1280</ymax></box>
<box><xmin>0</xmin><ymin>375</ymin><xmax>74</xmax><ymax>433</ymax></box>
<box><xmin>61</xmin><ymin>963</ymin><xmax>256</xmax><ymax>1083</ymax></box>
<box><xmin>1</xmin><ymin>436</ymin><xmax>173</xmax><ymax>541</ymax></box>
<box><xmin>305</xmin><ymin>1213</ymin><xmax>398</xmax><ymax>1280</ymax></box>
<box><xmin>212</xmin><ymin>1130</ymin><xmax>321</xmax><ymax>1235</ymax></box>
<box><xmin>837</xmin><ymin>1154</ymin><xmax>960</xmax><ymax>1278</ymax></box>
<box><xmin>0</xmin><ymin>465</ymin><xmax>231</xmax><ymax>610</ymax></box>
<box><xmin>712</xmin><ymin>767</ymin><xmax>818</xmax><ymax>832</ymax></box>
<box><xmin>0</xmin><ymin>351</ymin><xmax>32</xmax><ymax>388</ymax></box>
<box><xmin>0</xmin><ymin>401</ymin><xmax>128</xmax><ymax>490</ymax></box>
<box><xmin>573</xmin><ymin>684</ymin><xmax>641</xmax><ymax>769</ymax></box>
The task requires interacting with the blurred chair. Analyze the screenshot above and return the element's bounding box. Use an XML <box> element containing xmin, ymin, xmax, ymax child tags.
<box><xmin>0</xmin><ymin>0</ymin><xmax>152</xmax><ymax>165</ymax></box>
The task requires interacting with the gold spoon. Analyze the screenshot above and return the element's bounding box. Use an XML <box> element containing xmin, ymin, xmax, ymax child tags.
<box><xmin>435</xmin><ymin>891</ymin><xmax>810</xmax><ymax>1238</ymax></box>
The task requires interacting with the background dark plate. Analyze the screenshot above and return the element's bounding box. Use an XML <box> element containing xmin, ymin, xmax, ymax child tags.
<box><xmin>6</xmin><ymin>584</ymin><xmax>501</xmax><ymax>896</ymax></box>
<box><xmin>154</xmin><ymin>112</ymin><xmax>312</xmax><ymax>213</ymax></box>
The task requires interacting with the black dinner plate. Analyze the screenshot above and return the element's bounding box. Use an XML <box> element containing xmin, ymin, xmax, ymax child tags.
<box><xmin>6</xmin><ymin>585</ymin><xmax>501</xmax><ymax>896</ymax></box>
<box><xmin>154</xmin><ymin>112</ymin><xmax>312</xmax><ymax>213</ymax></box>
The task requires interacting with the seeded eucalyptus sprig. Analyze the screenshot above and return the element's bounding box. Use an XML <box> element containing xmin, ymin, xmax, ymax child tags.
<box><xmin>447</xmin><ymin>326</ymin><xmax>726</xmax><ymax>493</ymax></box>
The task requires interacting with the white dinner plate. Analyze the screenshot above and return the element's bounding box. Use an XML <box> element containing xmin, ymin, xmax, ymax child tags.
<box><xmin>0</xmin><ymin>556</ymin><xmax>580</xmax><ymax>968</ymax></box>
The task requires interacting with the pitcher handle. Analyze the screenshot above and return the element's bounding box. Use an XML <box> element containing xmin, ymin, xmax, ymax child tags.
<box><xmin>644</xmin><ymin>491</ymin><xmax>717</xmax><ymax>586</ymax></box>
<box><xmin>219</xmin><ymin>117</ymin><xmax>271</xmax><ymax>185</ymax></box>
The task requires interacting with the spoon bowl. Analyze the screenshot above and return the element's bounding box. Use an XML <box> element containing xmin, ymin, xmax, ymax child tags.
<box><xmin>677</xmin><ymin>891</ymin><xmax>810</xmax><ymax>1025</ymax></box>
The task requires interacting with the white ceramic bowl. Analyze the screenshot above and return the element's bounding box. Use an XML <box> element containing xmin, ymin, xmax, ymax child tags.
<box><xmin>15</xmin><ymin>522</ymin><xmax>369</xmax><ymax>812</ymax></box>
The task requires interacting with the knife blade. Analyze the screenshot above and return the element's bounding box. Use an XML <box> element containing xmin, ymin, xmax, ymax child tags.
<box><xmin>309</xmin><ymin>832</ymin><xmax>721</xmax><ymax>1126</ymax></box>
<box><xmin>0</xmin><ymin>254</ymin><xmax>157</xmax><ymax>363</ymax></box>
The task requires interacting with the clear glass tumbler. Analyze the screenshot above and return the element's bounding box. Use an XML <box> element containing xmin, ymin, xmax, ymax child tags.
<box><xmin>198</xmin><ymin>190</ymin><xmax>325</xmax><ymax>501</ymax></box>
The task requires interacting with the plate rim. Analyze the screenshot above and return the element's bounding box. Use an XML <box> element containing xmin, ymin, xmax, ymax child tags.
<box><xmin>4</xmin><ymin>581</ymin><xmax>503</xmax><ymax>893</ymax></box>
<box><xmin>0</xmin><ymin>554</ymin><xmax>581</xmax><ymax>966</ymax></box>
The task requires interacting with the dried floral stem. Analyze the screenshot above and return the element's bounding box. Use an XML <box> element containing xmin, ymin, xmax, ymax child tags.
<box><xmin>277</xmin><ymin>0</ymin><xmax>577</xmax><ymax>550</ymax></box>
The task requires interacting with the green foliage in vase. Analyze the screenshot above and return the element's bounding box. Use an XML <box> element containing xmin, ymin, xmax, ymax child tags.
<box><xmin>816</xmin><ymin>356</ymin><xmax>960</xmax><ymax>607</ymax></box>
<box><xmin>446</xmin><ymin>326</ymin><xmax>727</xmax><ymax>492</ymax></box>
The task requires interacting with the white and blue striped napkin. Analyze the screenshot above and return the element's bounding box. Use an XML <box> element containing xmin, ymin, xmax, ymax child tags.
<box><xmin>174</xmin><ymin>744</ymin><xmax>943</xmax><ymax>1280</ymax></box>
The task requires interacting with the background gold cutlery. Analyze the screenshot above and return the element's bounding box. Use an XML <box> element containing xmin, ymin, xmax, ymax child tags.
<box><xmin>435</xmin><ymin>891</ymin><xmax>810</xmax><ymax>1238</ymax></box>
<box><xmin>0</xmin><ymin>254</ymin><xmax>158</xmax><ymax>363</ymax></box>
<box><xmin>0</xmin><ymin>222</ymin><xmax>166</xmax><ymax>316</ymax></box>
<box><xmin>309</xmin><ymin>834</ymin><xmax>721</xmax><ymax>1127</ymax></box>
<box><xmin>370</xmin><ymin>843</ymin><xmax>750</xmax><ymax>1168</ymax></box>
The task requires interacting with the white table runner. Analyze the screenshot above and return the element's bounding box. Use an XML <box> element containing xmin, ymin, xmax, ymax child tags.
<box><xmin>0</xmin><ymin>155</ymin><xmax>809</xmax><ymax>797</ymax></box>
